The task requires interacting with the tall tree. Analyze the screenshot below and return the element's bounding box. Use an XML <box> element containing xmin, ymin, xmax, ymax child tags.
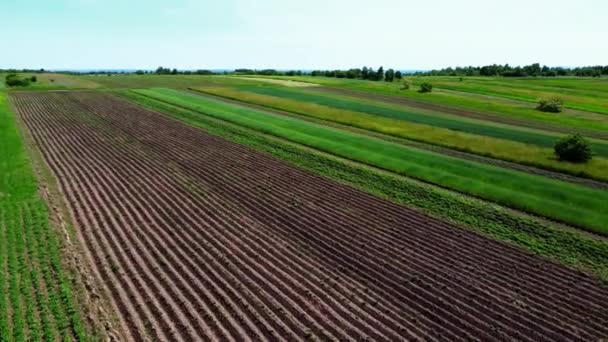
<box><xmin>362</xmin><ymin>66</ymin><xmax>369</xmax><ymax>80</ymax></box>
<box><xmin>385</xmin><ymin>68</ymin><xmax>395</xmax><ymax>82</ymax></box>
<box><xmin>376</xmin><ymin>66</ymin><xmax>384</xmax><ymax>81</ymax></box>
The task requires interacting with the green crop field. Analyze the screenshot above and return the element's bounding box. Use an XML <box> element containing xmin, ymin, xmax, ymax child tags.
<box><xmin>192</xmin><ymin>85</ymin><xmax>608</xmax><ymax>182</ymax></box>
<box><xmin>410</xmin><ymin>76</ymin><xmax>608</xmax><ymax>114</ymax></box>
<box><xmin>252</xmin><ymin>75</ymin><xmax>608</xmax><ymax>133</ymax></box>
<box><xmin>81</xmin><ymin>74</ymin><xmax>254</xmax><ymax>89</ymax></box>
<box><xmin>0</xmin><ymin>91</ymin><xmax>91</xmax><ymax>341</ymax></box>
<box><xmin>128</xmin><ymin>88</ymin><xmax>608</xmax><ymax>234</ymax></box>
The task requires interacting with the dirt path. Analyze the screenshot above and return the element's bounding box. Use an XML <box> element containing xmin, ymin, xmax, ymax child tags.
<box><xmin>12</xmin><ymin>91</ymin><xmax>608</xmax><ymax>341</ymax></box>
<box><xmin>318</xmin><ymin>86</ymin><xmax>608</xmax><ymax>140</ymax></box>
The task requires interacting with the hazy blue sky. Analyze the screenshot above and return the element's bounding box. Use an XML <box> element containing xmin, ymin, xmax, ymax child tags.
<box><xmin>2</xmin><ymin>0</ymin><xmax>606</xmax><ymax>70</ymax></box>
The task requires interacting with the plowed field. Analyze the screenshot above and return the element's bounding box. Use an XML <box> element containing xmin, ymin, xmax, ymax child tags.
<box><xmin>11</xmin><ymin>91</ymin><xmax>608</xmax><ymax>341</ymax></box>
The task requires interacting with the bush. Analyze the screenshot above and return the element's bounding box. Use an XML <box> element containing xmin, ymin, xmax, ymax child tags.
<box><xmin>418</xmin><ymin>82</ymin><xmax>433</xmax><ymax>93</ymax></box>
<box><xmin>5</xmin><ymin>74</ymin><xmax>31</xmax><ymax>87</ymax></box>
<box><xmin>30</xmin><ymin>76</ymin><xmax>37</xmax><ymax>82</ymax></box>
<box><xmin>537</xmin><ymin>97</ymin><xmax>563</xmax><ymax>113</ymax></box>
<box><xmin>554</xmin><ymin>134</ymin><xmax>592</xmax><ymax>163</ymax></box>
<box><xmin>400</xmin><ymin>80</ymin><xmax>411</xmax><ymax>90</ymax></box>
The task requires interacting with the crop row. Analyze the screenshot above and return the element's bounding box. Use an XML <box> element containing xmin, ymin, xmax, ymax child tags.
<box><xmin>131</xmin><ymin>88</ymin><xmax>608</xmax><ymax>234</ymax></box>
<box><xmin>257</xmin><ymin>75</ymin><xmax>608</xmax><ymax>132</ymax></box>
<box><xmin>192</xmin><ymin>85</ymin><xmax>608</xmax><ymax>182</ymax></box>
<box><xmin>119</xmin><ymin>89</ymin><xmax>608</xmax><ymax>280</ymax></box>
<box><xmin>236</xmin><ymin>85</ymin><xmax>608</xmax><ymax>152</ymax></box>
<box><xmin>13</xmin><ymin>91</ymin><xmax>608</xmax><ymax>340</ymax></box>
<box><xmin>0</xmin><ymin>91</ymin><xmax>89</xmax><ymax>341</ymax></box>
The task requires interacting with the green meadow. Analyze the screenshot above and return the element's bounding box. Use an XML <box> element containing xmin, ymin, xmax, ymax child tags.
<box><xmin>411</xmin><ymin>76</ymin><xmax>608</xmax><ymax>114</ymax></box>
<box><xmin>193</xmin><ymin>85</ymin><xmax>608</xmax><ymax>182</ymax></box>
<box><xmin>252</xmin><ymin>75</ymin><xmax>608</xmax><ymax>133</ymax></box>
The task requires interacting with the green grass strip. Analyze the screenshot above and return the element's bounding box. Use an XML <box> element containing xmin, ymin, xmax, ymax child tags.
<box><xmin>131</xmin><ymin>88</ymin><xmax>608</xmax><ymax>234</ymax></box>
<box><xmin>255</xmin><ymin>75</ymin><xmax>608</xmax><ymax>134</ymax></box>
<box><xmin>416</xmin><ymin>77</ymin><xmax>608</xmax><ymax>114</ymax></box>
<box><xmin>236</xmin><ymin>85</ymin><xmax>608</xmax><ymax>156</ymax></box>
<box><xmin>194</xmin><ymin>86</ymin><xmax>608</xmax><ymax>182</ymax></box>
<box><xmin>23</xmin><ymin>203</ymin><xmax>52</xmax><ymax>341</ymax></box>
<box><xmin>7</xmin><ymin>203</ymin><xmax>26</xmax><ymax>342</ymax></box>
<box><xmin>119</xmin><ymin>89</ymin><xmax>608</xmax><ymax>281</ymax></box>
<box><xmin>0</xmin><ymin>91</ymin><xmax>91</xmax><ymax>340</ymax></box>
<box><xmin>0</xmin><ymin>205</ymin><xmax>11</xmax><ymax>341</ymax></box>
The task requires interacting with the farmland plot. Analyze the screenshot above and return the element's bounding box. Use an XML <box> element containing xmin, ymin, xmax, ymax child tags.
<box><xmin>12</xmin><ymin>91</ymin><xmax>608</xmax><ymax>341</ymax></box>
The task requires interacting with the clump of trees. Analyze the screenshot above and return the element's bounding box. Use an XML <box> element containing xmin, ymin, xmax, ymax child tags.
<box><xmin>312</xmin><ymin>66</ymin><xmax>399</xmax><ymax>82</ymax></box>
<box><xmin>413</xmin><ymin>63</ymin><xmax>608</xmax><ymax>77</ymax></box>
<box><xmin>235</xmin><ymin>69</ymin><xmax>295</xmax><ymax>76</ymax></box>
<box><xmin>154</xmin><ymin>67</ymin><xmax>217</xmax><ymax>75</ymax></box>
<box><xmin>537</xmin><ymin>97</ymin><xmax>564</xmax><ymax>113</ymax></box>
<box><xmin>418</xmin><ymin>82</ymin><xmax>433</xmax><ymax>93</ymax></box>
<box><xmin>554</xmin><ymin>134</ymin><xmax>592</xmax><ymax>163</ymax></box>
<box><xmin>5</xmin><ymin>73</ymin><xmax>37</xmax><ymax>87</ymax></box>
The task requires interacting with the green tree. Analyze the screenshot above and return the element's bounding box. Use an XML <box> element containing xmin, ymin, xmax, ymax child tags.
<box><xmin>376</xmin><ymin>66</ymin><xmax>384</xmax><ymax>81</ymax></box>
<box><xmin>395</xmin><ymin>71</ymin><xmax>402</xmax><ymax>79</ymax></box>
<box><xmin>537</xmin><ymin>97</ymin><xmax>563</xmax><ymax>113</ymax></box>
<box><xmin>384</xmin><ymin>68</ymin><xmax>395</xmax><ymax>82</ymax></box>
<box><xmin>554</xmin><ymin>134</ymin><xmax>592</xmax><ymax>163</ymax></box>
<box><xmin>418</xmin><ymin>82</ymin><xmax>433</xmax><ymax>93</ymax></box>
<box><xmin>361</xmin><ymin>67</ymin><xmax>369</xmax><ymax>80</ymax></box>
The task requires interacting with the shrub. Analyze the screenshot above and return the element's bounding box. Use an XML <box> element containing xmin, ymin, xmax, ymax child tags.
<box><xmin>554</xmin><ymin>134</ymin><xmax>592</xmax><ymax>163</ymax></box>
<box><xmin>418</xmin><ymin>82</ymin><xmax>433</xmax><ymax>93</ymax></box>
<box><xmin>5</xmin><ymin>74</ymin><xmax>31</xmax><ymax>87</ymax></box>
<box><xmin>537</xmin><ymin>97</ymin><xmax>563</xmax><ymax>113</ymax></box>
<box><xmin>400</xmin><ymin>80</ymin><xmax>411</xmax><ymax>90</ymax></box>
<box><xmin>30</xmin><ymin>76</ymin><xmax>37</xmax><ymax>82</ymax></box>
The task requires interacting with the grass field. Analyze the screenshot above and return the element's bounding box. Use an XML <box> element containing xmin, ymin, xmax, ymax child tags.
<box><xmin>81</xmin><ymin>74</ymin><xmax>254</xmax><ymax>89</ymax></box>
<box><xmin>251</xmin><ymin>75</ymin><xmax>608</xmax><ymax>133</ymax></box>
<box><xmin>128</xmin><ymin>88</ymin><xmax>608</xmax><ymax>234</ymax></box>
<box><xmin>192</xmin><ymin>85</ymin><xmax>608</xmax><ymax>182</ymax></box>
<box><xmin>119</xmin><ymin>89</ymin><xmax>608</xmax><ymax>280</ymax></box>
<box><xmin>1</xmin><ymin>73</ymin><xmax>101</xmax><ymax>91</ymax></box>
<box><xmin>411</xmin><ymin>76</ymin><xmax>608</xmax><ymax>114</ymax></box>
<box><xmin>236</xmin><ymin>86</ymin><xmax>592</xmax><ymax>147</ymax></box>
<box><xmin>0</xmin><ymin>91</ymin><xmax>90</xmax><ymax>340</ymax></box>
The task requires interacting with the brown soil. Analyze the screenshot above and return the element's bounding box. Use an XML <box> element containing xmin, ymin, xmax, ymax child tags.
<box><xmin>12</xmin><ymin>91</ymin><xmax>608</xmax><ymax>341</ymax></box>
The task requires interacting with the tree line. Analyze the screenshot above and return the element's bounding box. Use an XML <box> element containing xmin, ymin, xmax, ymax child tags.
<box><xmin>413</xmin><ymin>63</ymin><xmax>608</xmax><ymax>77</ymax></box>
<box><xmin>152</xmin><ymin>67</ymin><xmax>216</xmax><ymax>75</ymax></box>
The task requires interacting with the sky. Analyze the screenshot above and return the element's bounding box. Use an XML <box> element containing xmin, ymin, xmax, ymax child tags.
<box><xmin>2</xmin><ymin>0</ymin><xmax>607</xmax><ymax>70</ymax></box>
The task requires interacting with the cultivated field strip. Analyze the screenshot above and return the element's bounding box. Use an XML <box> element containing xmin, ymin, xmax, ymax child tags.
<box><xmin>12</xmin><ymin>91</ymin><xmax>608</xmax><ymax>341</ymax></box>
<box><xmin>189</xmin><ymin>89</ymin><xmax>608</xmax><ymax>190</ymax></box>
